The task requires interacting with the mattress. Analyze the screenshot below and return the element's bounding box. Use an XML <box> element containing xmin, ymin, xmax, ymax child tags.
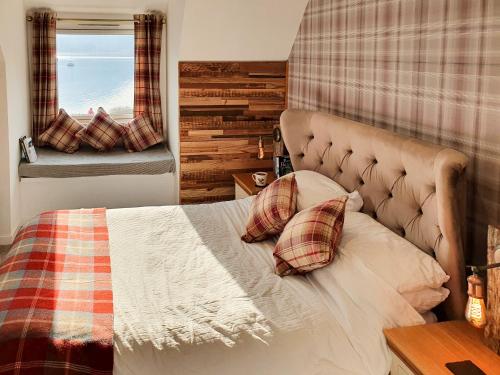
<box><xmin>107</xmin><ymin>197</ymin><xmax>424</xmax><ymax>375</ymax></box>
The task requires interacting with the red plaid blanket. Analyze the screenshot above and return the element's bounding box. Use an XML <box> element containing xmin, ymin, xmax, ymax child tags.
<box><xmin>0</xmin><ymin>208</ymin><xmax>113</xmax><ymax>375</ymax></box>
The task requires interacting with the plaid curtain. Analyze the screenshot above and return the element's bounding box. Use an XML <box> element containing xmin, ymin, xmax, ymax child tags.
<box><xmin>133</xmin><ymin>13</ymin><xmax>164</xmax><ymax>136</ymax></box>
<box><xmin>31</xmin><ymin>11</ymin><xmax>58</xmax><ymax>146</ymax></box>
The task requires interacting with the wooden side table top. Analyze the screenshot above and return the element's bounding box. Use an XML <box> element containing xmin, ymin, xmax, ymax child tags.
<box><xmin>232</xmin><ymin>172</ymin><xmax>277</xmax><ymax>196</ymax></box>
<box><xmin>384</xmin><ymin>321</ymin><xmax>500</xmax><ymax>375</ymax></box>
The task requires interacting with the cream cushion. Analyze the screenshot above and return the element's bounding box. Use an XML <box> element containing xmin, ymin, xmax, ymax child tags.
<box><xmin>294</xmin><ymin>170</ymin><xmax>363</xmax><ymax>212</ymax></box>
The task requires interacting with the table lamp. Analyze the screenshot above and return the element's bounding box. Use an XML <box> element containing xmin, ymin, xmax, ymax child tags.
<box><xmin>466</xmin><ymin>261</ymin><xmax>500</xmax><ymax>328</ymax></box>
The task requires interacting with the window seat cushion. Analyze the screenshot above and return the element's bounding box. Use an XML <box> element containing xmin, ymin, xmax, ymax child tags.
<box><xmin>19</xmin><ymin>144</ymin><xmax>175</xmax><ymax>178</ymax></box>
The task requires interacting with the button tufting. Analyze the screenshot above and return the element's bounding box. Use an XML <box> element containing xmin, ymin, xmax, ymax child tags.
<box><xmin>320</xmin><ymin>160</ymin><xmax>324</xmax><ymax>165</ymax></box>
<box><xmin>309</xmin><ymin>135</ymin><xmax>314</xmax><ymax>140</ymax></box>
<box><xmin>338</xmin><ymin>168</ymin><xmax>343</xmax><ymax>173</ymax></box>
<box><xmin>388</xmin><ymin>192</ymin><xmax>393</xmax><ymax>198</ymax></box>
<box><xmin>373</xmin><ymin>159</ymin><xmax>378</xmax><ymax>164</ymax></box>
<box><xmin>402</xmin><ymin>170</ymin><xmax>407</xmax><ymax>176</ymax></box>
<box><xmin>348</xmin><ymin>150</ymin><xmax>353</xmax><ymax>154</ymax></box>
<box><xmin>418</xmin><ymin>208</ymin><xmax>423</xmax><ymax>215</ymax></box>
<box><xmin>359</xmin><ymin>179</ymin><xmax>364</xmax><ymax>185</ymax></box>
<box><xmin>401</xmin><ymin>229</ymin><xmax>406</xmax><ymax>236</ymax></box>
<box><xmin>329</xmin><ymin>142</ymin><xmax>333</xmax><ymax>146</ymax></box>
<box><xmin>299</xmin><ymin>153</ymin><xmax>305</xmax><ymax>158</ymax></box>
<box><xmin>373</xmin><ymin>213</ymin><xmax>377</xmax><ymax>219</ymax></box>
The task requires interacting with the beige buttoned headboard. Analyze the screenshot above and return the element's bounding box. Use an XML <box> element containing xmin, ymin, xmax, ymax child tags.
<box><xmin>281</xmin><ymin>109</ymin><xmax>469</xmax><ymax>320</ymax></box>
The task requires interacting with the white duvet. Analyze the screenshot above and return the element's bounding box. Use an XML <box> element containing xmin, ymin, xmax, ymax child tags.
<box><xmin>107</xmin><ymin>197</ymin><xmax>424</xmax><ymax>375</ymax></box>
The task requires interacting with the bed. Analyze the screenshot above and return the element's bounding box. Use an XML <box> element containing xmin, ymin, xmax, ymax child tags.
<box><xmin>0</xmin><ymin>110</ymin><xmax>469</xmax><ymax>375</ymax></box>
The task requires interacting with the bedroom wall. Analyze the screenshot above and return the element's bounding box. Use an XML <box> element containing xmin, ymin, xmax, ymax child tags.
<box><xmin>176</xmin><ymin>0</ymin><xmax>308</xmax><ymax>204</ymax></box>
<box><xmin>288</xmin><ymin>0</ymin><xmax>499</xmax><ymax>264</ymax></box>
<box><xmin>178</xmin><ymin>62</ymin><xmax>287</xmax><ymax>203</ymax></box>
<box><xmin>0</xmin><ymin>0</ymin><xmax>31</xmax><ymax>245</ymax></box>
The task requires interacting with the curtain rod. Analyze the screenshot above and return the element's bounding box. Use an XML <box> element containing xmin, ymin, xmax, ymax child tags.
<box><xmin>25</xmin><ymin>16</ymin><xmax>166</xmax><ymax>24</ymax></box>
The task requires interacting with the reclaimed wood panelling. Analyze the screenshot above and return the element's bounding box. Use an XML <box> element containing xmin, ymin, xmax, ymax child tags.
<box><xmin>179</xmin><ymin>62</ymin><xmax>287</xmax><ymax>204</ymax></box>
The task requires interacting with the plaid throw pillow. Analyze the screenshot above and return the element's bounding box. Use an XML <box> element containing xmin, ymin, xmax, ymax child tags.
<box><xmin>241</xmin><ymin>174</ymin><xmax>298</xmax><ymax>243</ymax></box>
<box><xmin>38</xmin><ymin>109</ymin><xmax>84</xmax><ymax>153</ymax></box>
<box><xmin>123</xmin><ymin>114</ymin><xmax>163</xmax><ymax>152</ymax></box>
<box><xmin>274</xmin><ymin>196</ymin><xmax>347</xmax><ymax>276</ymax></box>
<box><xmin>78</xmin><ymin>108</ymin><xmax>124</xmax><ymax>151</ymax></box>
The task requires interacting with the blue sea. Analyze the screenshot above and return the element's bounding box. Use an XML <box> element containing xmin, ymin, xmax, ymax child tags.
<box><xmin>57</xmin><ymin>56</ymin><xmax>134</xmax><ymax>116</ymax></box>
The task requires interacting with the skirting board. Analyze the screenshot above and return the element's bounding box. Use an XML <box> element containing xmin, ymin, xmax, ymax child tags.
<box><xmin>20</xmin><ymin>173</ymin><xmax>178</xmax><ymax>225</ymax></box>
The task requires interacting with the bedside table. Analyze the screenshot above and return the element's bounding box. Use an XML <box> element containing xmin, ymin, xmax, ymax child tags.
<box><xmin>384</xmin><ymin>321</ymin><xmax>500</xmax><ymax>375</ymax></box>
<box><xmin>233</xmin><ymin>172</ymin><xmax>277</xmax><ymax>199</ymax></box>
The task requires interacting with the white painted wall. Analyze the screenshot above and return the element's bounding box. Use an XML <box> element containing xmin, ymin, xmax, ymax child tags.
<box><xmin>180</xmin><ymin>0</ymin><xmax>309</xmax><ymax>61</ymax></box>
<box><xmin>0</xmin><ymin>48</ymin><xmax>12</xmax><ymax>244</ymax></box>
<box><xmin>0</xmin><ymin>0</ymin><xmax>31</xmax><ymax>244</ymax></box>
<box><xmin>166</xmin><ymin>0</ymin><xmax>185</xmax><ymax>204</ymax></box>
<box><xmin>0</xmin><ymin>0</ymin><xmax>176</xmax><ymax>244</ymax></box>
<box><xmin>20</xmin><ymin>174</ymin><xmax>176</xmax><ymax>223</ymax></box>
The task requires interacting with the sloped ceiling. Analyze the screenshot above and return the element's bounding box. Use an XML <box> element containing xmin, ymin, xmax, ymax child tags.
<box><xmin>23</xmin><ymin>0</ymin><xmax>308</xmax><ymax>61</ymax></box>
<box><xmin>179</xmin><ymin>0</ymin><xmax>309</xmax><ymax>61</ymax></box>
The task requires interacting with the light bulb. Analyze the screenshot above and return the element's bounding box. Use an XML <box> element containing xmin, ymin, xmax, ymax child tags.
<box><xmin>257</xmin><ymin>137</ymin><xmax>265</xmax><ymax>160</ymax></box>
<box><xmin>465</xmin><ymin>274</ymin><xmax>486</xmax><ymax>328</ymax></box>
<box><xmin>465</xmin><ymin>296</ymin><xmax>486</xmax><ymax>328</ymax></box>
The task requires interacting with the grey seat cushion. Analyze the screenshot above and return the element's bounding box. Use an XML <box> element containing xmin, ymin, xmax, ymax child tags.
<box><xmin>19</xmin><ymin>144</ymin><xmax>176</xmax><ymax>178</ymax></box>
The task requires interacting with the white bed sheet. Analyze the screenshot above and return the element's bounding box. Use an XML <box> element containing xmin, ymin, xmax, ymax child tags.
<box><xmin>107</xmin><ymin>198</ymin><xmax>424</xmax><ymax>375</ymax></box>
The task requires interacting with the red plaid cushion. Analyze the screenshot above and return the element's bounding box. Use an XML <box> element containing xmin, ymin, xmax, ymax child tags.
<box><xmin>78</xmin><ymin>108</ymin><xmax>125</xmax><ymax>151</ymax></box>
<box><xmin>274</xmin><ymin>196</ymin><xmax>347</xmax><ymax>276</ymax></box>
<box><xmin>38</xmin><ymin>109</ymin><xmax>84</xmax><ymax>153</ymax></box>
<box><xmin>241</xmin><ymin>174</ymin><xmax>298</xmax><ymax>243</ymax></box>
<box><xmin>123</xmin><ymin>113</ymin><xmax>163</xmax><ymax>152</ymax></box>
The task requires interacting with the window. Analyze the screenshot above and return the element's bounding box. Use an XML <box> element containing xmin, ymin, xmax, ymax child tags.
<box><xmin>56</xmin><ymin>32</ymin><xmax>134</xmax><ymax>120</ymax></box>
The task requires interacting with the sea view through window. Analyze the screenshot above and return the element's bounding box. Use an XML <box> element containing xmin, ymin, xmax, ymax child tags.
<box><xmin>56</xmin><ymin>33</ymin><xmax>134</xmax><ymax>117</ymax></box>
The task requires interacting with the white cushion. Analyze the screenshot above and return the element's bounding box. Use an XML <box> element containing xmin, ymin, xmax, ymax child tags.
<box><xmin>340</xmin><ymin>212</ymin><xmax>450</xmax><ymax>294</ymax></box>
<box><xmin>402</xmin><ymin>287</ymin><xmax>450</xmax><ymax>313</ymax></box>
<box><xmin>294</xmin><ymin>170</ymin><xmax>363</xmax><ymax>212</ymax></box>
<box><xmin>309</xmin><ymin>211</ymin><xmax>450</xmax><ymax>314</ymax></box>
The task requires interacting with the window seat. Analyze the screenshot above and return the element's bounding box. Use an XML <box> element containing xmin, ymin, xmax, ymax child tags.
<box><xmin>19</xmin><ymin>144</ymin><xmax>176</xmax><ymax>178</ymax></box>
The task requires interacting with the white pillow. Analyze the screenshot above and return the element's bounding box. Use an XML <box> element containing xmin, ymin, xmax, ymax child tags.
<box><xmin>294</xmin><ymin>170</ymin><xmax>363</xmax><ymax>212</ymax></box>
<box><xmin>402</xmin><ymin>287</ymin><xmax>450</xmax><ymax>313</ymax></box>
<box><xmin>339</xmin><ymin>212</ymin><xmax>450</xmax><ymax>294</ymax></box>
<box><xmin>420</xmin><ymin>311</ymin><xmax>438</xmax><ymax>324</ymax></box>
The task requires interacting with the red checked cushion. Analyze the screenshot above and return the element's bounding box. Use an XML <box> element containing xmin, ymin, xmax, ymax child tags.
<box><xmin>274</xmin><ymin>196</ymin><xmax>347</xmax><ymax>276</ymax></box>
<box><xmin>78</xmin><ymin>108</ymin><xmax>124</xmax><ymax>151</ymax></box>
<box><xmin>38</xmin><ymin>109</ymin><xmax>84</xmax><ymax>153</ymax></box>
<box><xmin>123</xmin><ymin>114</ymin><xmax>163</xmax><ymax>152</ymax></box>
<box><xmin>241</xmin><ymin>173</ymin><xmax>297</xmax><ymax>243</ymax></box>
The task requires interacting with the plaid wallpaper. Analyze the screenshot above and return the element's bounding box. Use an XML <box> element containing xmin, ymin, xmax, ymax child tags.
<box><xmin>288</xmin><ymin>0</ymin><xmax>499</xmax><ymax>263</ymax></box>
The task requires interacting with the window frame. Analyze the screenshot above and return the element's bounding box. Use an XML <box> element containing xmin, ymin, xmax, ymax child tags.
<box><xmin>56</xmin><ymin>20</ymin><xmax>135</xmax><ymax>123</ymax></box>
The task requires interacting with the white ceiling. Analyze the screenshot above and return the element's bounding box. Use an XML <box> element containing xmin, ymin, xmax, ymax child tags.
<box><xmin>24</xmin><ymin>0</ymin><xmax>168</xmax><ymax>13</ymax></box>
<box><xmin>23</xmin><ymin>0</ymin><xmax>310</xmax><ymax>61</ymax></box>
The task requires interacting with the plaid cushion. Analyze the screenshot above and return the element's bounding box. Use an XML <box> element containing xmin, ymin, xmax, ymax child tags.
<box><xmin>123</xmin><ymin>113</ymin><xmax>163</xmax><ymax>152</ymax></box>
<box><xmin>274</xmin><ymin>196</ymin><xmax>347</xmax><ymax>276</ymax></box>
<box><xmin>38</xmin><ymin>109</ymin><xmax>84</xmax><ymax>153</ymax></box>
<box><xmin>241</xmin><ymin>173</ymin><xmax>297</xmax><ymax>243</ymax></box>
<box><xmin>78</xmin><ymin>108</ymin><xmax>125</xmax><ymax>151</ymax></box>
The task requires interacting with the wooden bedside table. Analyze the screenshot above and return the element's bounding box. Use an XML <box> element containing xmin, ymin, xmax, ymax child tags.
<box><xmin>384</xmin><ymin>321</ymin><xmax>500</xmax><ymax>375</ymax></box>
<box><xmin>233</xmin><ymin>172</ymin><xmax>277</xmax><ymax>199</ymax></box>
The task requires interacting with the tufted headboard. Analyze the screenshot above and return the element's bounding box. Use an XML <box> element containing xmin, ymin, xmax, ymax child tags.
<box><xmin>280</xmin><ymin>109</ymin><xmax>469</xmax><ymax>320</ymax></box>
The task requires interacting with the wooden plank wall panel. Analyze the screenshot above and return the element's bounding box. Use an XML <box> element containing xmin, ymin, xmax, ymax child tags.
<box><xmin>179</xmin><ymin>61</ymin><xmax>287</xmax><ymax>204</ymax></box>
